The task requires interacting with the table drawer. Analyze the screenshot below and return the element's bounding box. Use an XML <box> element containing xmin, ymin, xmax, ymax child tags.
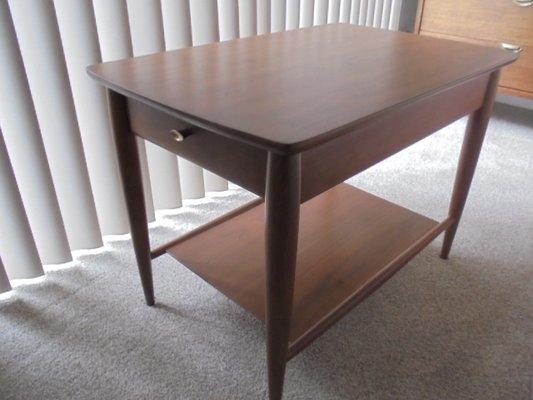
<box><xmin>127</xmin><ymin>99</ymin><xmax>267</xmax><ymax>196</ymax></box>
<box><xmin>419</xmin><ymin>0</ymin><xmax>533</xmax><ymax>47</ymax></box>
<box><xmin>420</xmin><ymin>31</ymin><xmax>533</xmax><ymax>97</ymax></box>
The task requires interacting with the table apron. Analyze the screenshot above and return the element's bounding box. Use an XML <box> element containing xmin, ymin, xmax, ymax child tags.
<box><xmin>300</xmin><ymin>73</ymin><xmax>490</xmax><ymax>201</ymax></box>
<box><xmin>126</xmin><ymin>73</ymin><xmax>489</xmax><ymax>203</ymax></box>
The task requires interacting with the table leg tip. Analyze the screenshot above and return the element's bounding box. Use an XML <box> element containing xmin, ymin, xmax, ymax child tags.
<box><xmin>145</xmin><ymin>297</ymin><xmax>155</xmax><ymax>306</ymax></box>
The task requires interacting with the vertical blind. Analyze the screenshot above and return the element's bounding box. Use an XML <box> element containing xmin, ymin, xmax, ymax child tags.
<box><xmin>0</xmin><ymin>0</ymin><xmax>404</xmax><ymax>293</ymax></box>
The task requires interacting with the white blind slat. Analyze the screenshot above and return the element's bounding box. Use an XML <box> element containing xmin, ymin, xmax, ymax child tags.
<box><xmin>389</xmin><ymin>0</ymin><xmax>402</xmax><ymax>30</ymax></box>
<box><xmin>177</xmin><ymin>159</ymin><xmax>206</xmax><ymax>199</ymax></box>
<box><xmin>357</xmin><ymin>0</ymin><xmax>366</xmax><ymax>25</ymax></box>
<box><xmin>161</xmin><ymin>0</ymin><xmax>205</xmax><ymax>200</ymax></box>
<box><xmin>55</xmin><ymin>0</ymin><xmax>129</xmax><ymax>235</ymax></box>
<box><xmin>373</xmin><ymin>0</ymin><xmax>384</xmax><ymax>27</ymax></box>
<box><xmin>257</xmin><ymin>0</ymin><xmax>271</xmax><ymax>34</ymax></box>
<box><xmin>93</xmin><ymin>0</ymin><xmax>133</xmax><ymax>61</ymax></box>
<box><xmin>190</xmin><ymin>0</ymin><xmax>220</xmax><ymax>45</ymax></box>
<box><xmin>238</xmin><ymin>0</ymin><xmax>257</xmax><ymax>37</ymax></box>
<box><xmin>93</xmin><ymin>0</ymin><xmax>156</xmax><ymax>221</ymax></box>
<box><xmin>339</xmin><ymin>0</ymin><xmax>352</xmax><ymax>23</ymax></box>
<box><xmin>365</xmin><ymin>0</ymin><xmax>375</xmax><ymax>26</ymax></box>
<box><xmin>350</xmin><ymin>0</ymin><xmax>361</xmax><ymax>24</ymax></box>
<box><xmin>9</xmin><ymin>0</ymin><xmax>102</xmax><ymax>250</ymax></box>
<box><xmin>0</xmin><ymin>130</ymin><xmax>43</xmax><ymax>279</ymax></box>
<box><xmin>190</xmin><ymin>0</ymin><xmax>228</xmax><ymax>192</ymax></box>
<box><xmin>127</xmin><ymin>0</ymin><xmax>165</xmax><ymax>55</ymax></box>
<box><xmin>127</xmin><ymin>0</ymin><xmax>184</xmax><ymax>209</ymax></box>
<box><xmin>271</xmin><ymin>0</ymin><xmax>286</xmax><ymax>32</ymax></box>
<box><xmin>381</xmin><ymin>0</ymin><xmax>392</xmax><ymax>29</ymax></box>
<box><xmin>300</xmin><ymin>0</ymin><xmax>314</xmax><ymax>28</ymax></box>
<box><xmin>218</xmin><ymin>0</ymin><xmax>239</xmax><ymax>40</ymax></box>
<box><xmin>328</xmin><ymin>0</ymin><xmax>342</xmax><ymax>23</ymax></box>
<box><xmin>0</xmin><ymin>0</ymin><xmax>70</xmax><ymax>264</ymax></box>
<box><xmin>176</xmin><ymin>160</ymin><xmax>206</xmax><ymax>199</ymax></box>
<box><xmin>286</xmin><ymin>0</ymin><xmax>300</xmax><ymax>30</ymax></box>
<box><xmin>161</xmin><ymin>0</ymin><xmax>193</xmax><ymax>49</ymax></box>
<box><xmin>0</xmin><ymin>257</ymin><xmax>11</xmax><ymax>294</ymax></box>
<box><xmin>314</xmin><ymin>0</ymin><xmax>328</xmax><ymax>26</ymax></box>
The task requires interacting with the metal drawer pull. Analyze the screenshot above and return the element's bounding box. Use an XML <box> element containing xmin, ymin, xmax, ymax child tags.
<box><xmin>169</xmin><ymin>128</ymin><xmax>191</xmax><ymax>142</ymax></box>
<box><xmin>501</xmin><ymin>42</ymin><xmax>524</xmax><ymax>53</ymax></box>
<box><xmin>513</xmin><ymin>0</ymin><xmax>533</xmax><ymax>6</ymax></box>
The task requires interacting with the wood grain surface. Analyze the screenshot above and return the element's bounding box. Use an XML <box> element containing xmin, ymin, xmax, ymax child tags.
<box><xmin>166</xmin><ymin>184</ymin><xmax>438</xmax><ymax>347</ymax></box>
<box><xmin>420</xmin><ymin>31</ymin><xmax>533</xmax><ymax>98</ymax></box>
<box><xmin>88</xmin><ymin>24</ymin><xmax>516</xmax><ymax>153</ymax></box>
<box><xmin>417</xmin><ymin>0</ymin><xmax>533</xmax><ymax>47</ymax></box>
<box><xmin>415</xmin><ymin>0</ymin><xmax>532</xmax><ymax>98</ymax></box>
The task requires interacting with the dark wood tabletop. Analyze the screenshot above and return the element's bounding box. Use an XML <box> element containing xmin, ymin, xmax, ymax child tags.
<box><xmin>88</xmin><ymin>23</ymin><xmax>516</xmax><ymax>153</ymax></box>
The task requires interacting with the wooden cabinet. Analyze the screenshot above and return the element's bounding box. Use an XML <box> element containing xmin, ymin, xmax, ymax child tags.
<box><xmin>415</xmin><ymin>0</ymin><xmax>533</xmax><ymax>99</ymax></box>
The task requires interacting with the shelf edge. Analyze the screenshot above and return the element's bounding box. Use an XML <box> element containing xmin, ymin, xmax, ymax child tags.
<box><xmin>150</xmin><ymin>198</ymin><xmax>264</xmax><ymax>259</ymax></box>
<box><xmin>286</xmin><ymin>216</ymin><xmax>454</xmax><ymax>360</ymax></box>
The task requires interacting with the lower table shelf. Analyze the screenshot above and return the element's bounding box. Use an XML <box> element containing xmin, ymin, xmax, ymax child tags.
<box><xmin>166</xmin><ymin>183</ymin><xmax>447</xmax><ymax>359</ymax></box>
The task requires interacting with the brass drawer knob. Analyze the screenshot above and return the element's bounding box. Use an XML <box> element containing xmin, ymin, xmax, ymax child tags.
<box><xmin>513</xmin><ymin>0</ymin><xmax>533</xmax><ymax>6</ymax></box>
<box><xmin>169</xmin><ymin>129</ymin><xmax>191</xmax><ymax>142</ymax></box>
<box><xmin>501</xmin><ymin>42</ymin><xmax>524</xmax><ymax>54</ymax></box>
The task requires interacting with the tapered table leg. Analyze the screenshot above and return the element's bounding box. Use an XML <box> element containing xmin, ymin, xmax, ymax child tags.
<box><xmin>441</xmin><ymin>70</ymin><xmax>501</xmax><ymax>259</ymax></box>
<box><xmin>265</xmin><ymin>152</ymin><xmax>301</xmax><ymax>400</ymax></box>
<box><xmin>107</xmin><ymin>90</ymin><xmax>154</xmax><ymax>305</ymax></box>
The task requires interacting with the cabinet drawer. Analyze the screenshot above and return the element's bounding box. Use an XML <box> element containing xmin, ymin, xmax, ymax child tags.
<box><xmin>420</xmin><ymin>31</ymin><xmax>533</xmax><ymax>97</ymax></box>
<box><xmin>127</xmin><ymin>98</ymin><xmax>267</xmax><ymax>196</ymax></box>
<box><xmin>419</xmin><ymin>0</ymin><xmax>533</xmax><ymax>46</ymax></box>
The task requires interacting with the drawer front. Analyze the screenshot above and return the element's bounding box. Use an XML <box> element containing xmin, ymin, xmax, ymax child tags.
<box><xmin>420</xmin><ymin>31</ymin><xmax>533</xmax><ymax>97</ymax></box>
<box><xmin>127</xmin><ymin>99</ymin><xmax>267</xmax><ymax>196</ymax></box>
<box><xmin>419</xmin><ymin>0</ymin><xmax>533</xmax><ymax>46</ymax></box>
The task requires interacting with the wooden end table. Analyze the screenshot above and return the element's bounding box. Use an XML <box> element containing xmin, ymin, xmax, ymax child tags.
<box><xmin>88</xmin><ymin>24</ymin><xmax>516</xmax><ymax>400</ymax></box>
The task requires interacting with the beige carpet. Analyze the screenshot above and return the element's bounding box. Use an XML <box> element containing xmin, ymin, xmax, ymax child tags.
<box><xmin>1</xmin><ymin>104</ymin><xmax>532</xmax><ymax>399</ymax></box>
